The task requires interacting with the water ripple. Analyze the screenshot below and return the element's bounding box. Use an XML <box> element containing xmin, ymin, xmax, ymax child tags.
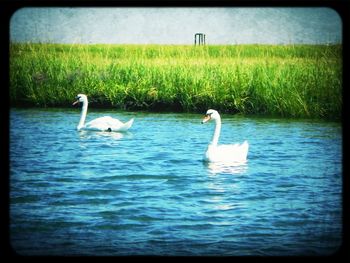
<box><xmin>9</xmin><ymin>109</ymin><xmax>342</xmax><ymax>256</ymax></box>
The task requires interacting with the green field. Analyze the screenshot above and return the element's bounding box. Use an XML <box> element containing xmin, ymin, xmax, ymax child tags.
<box><xmin>10</xmin><ymin>43</ymin><xmax>342</xmax><ymax>119</ymax></box>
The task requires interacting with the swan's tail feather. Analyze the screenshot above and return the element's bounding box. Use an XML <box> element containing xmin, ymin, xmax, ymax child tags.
<box><xmin>118</xmin><ymin>118</ymin><xmax>134</xmax><ymax>132</ymax></box>
<box><xmin>242</xmin><ymin>140</ymin><xmax>249</xmax><ymax>150</ymax></box>
<box><xmin>242</xmin><ymin>140</ymin><xmax>249</xmax><ymax>159</ymax></box>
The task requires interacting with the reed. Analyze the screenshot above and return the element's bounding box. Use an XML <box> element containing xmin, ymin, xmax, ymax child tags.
<box><xmin>10</xmin><ymin>43</ymin><xmax>342</xmax><ymax>119</ymax></box>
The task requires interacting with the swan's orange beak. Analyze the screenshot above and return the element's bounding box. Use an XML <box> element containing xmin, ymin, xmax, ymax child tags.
<box><xmin>201</xmin><ymin>114</ymin><xmax>211</xmax><ymax>124</ymax></box>
<box><xmin>72</xmin><ymin>100</ymin><xmax>79</xmax><ymax>106</ymax></box>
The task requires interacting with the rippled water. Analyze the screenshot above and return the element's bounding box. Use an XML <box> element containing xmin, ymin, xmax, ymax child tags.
<box><xmin>10</xmin><ymin>108</ymin><xmax>342</xmax><ymax>256</ymax></box>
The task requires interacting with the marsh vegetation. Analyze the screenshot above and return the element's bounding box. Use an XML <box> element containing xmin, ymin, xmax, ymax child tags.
<box><xmin>10</xmin><ymin>43</ymin><xmax>342</xmax><ymax>119</ymax></box>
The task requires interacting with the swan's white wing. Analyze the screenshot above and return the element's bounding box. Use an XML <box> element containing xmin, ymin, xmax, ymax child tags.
<box><xmin>113</xmin><ymin>118</ymin><xmax>134</xmax><ymax>132</ymax></box>
<box><xmin>83</xmin><ymin>116</ymin><xmax>134</xmax><ymax>132</ymax></box>
<box><xmin>205</xmin><ymin>141</ymin><xmax>249</xmax><ymax>163</ymax></box>
<box><xmin>218</xmin><ymin>141</ymin><xmax>249</xmax><ymax>153</ymax></box>
<box><xmin>83</xmin><ymin>116</ymin><xmax>118</xmax><ymax>131</ymax></box>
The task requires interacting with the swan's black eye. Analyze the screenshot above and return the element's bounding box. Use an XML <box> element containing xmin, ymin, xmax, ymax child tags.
<box><xmin>76</xmin><ymin>96</ymin><xmax>81</xmax><ymax>100</ymax></box>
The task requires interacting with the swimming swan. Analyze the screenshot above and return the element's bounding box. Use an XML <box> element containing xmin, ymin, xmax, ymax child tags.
<box><xmin>201</xmin><ymin>109</ymin><xmax>249</xmax><ymax>163</ymax></box>
<box><xmin>73</xmin><ymin>94</ymin><xmax>134</xmax><ymax>132</ymax></box>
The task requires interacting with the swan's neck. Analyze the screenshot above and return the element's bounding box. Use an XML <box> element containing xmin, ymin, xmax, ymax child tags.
<box><xmin>78</xmin><ymin>101</ymin><xmax>88</xmax><ymax>130</ymax></box>
<box><xmin>211</xmin><ymin>117</ymin><xmax>221</xmax><ymax>146</ymax></box>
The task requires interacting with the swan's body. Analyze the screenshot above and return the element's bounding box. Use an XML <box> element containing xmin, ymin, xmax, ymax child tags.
<box><xmin>73</xmin><ymin>94</ymin><xmax>134</xmax><ymax>132</ymax></box>
<box><xmin>202</xmin><ymin>109</ymin><xmax>249</xmax><ymax>163</ymax></box>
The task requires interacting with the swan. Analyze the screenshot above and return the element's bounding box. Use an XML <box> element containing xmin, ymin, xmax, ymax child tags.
<box><xmin>72</xmin><ymin>94</ymin><xmax>134</xmax><ymax>132</ymax></box>
<box><xmin>201</xmin><ymin>109</ymin><xmax>249</xmax><ymax>163</ymax></box>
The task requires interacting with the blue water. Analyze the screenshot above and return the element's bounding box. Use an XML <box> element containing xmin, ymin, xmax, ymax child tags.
<box><xmin>10</xmin><ymin>108</ymin><xmax>342</xmax><ymax>256</ymax></box>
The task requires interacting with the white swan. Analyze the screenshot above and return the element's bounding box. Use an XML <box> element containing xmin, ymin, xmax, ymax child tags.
<box><xmin>201</xmin><ymin>109</ymin><xmax>249</xmax><ymax>163</ymax></box>
<box><xmin>72</xmin><ymin>94</ymin><xmax>134</xmax><ymax>132</ymax></box>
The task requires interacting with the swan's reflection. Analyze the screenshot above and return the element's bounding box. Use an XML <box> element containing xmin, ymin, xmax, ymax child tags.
<box><xmin>204</xmin><ymin>161</ymin><xmax>247</xmax><ymax>213</ymax></box>
<box><xmin>205</xmin><ymin>160</ymin><xmax>248</xmax><ymax>175</ymax></box>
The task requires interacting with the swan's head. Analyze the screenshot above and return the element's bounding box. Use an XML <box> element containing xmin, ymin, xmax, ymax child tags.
<box><xmin>201</xmin><ymin>109</ymin><xmax>220</xmax><ymax>124</ymax></box>
<box><xmin>72</xmin><ymin>94</ymin><xmax>88</xmax><ymax>106</ymax></box>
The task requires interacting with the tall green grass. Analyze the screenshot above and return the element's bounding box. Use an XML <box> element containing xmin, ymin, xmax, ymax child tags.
<box><xmin>10</xmin><ymin>43</ymin><xmax>342</xmax><ymax>119</ymax></box>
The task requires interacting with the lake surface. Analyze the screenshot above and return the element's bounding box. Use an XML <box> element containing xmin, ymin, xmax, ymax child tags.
<box><xmin>9</xmin><ymin>108</ymin><xmax>342</xmax><ymax>256</ymax></box>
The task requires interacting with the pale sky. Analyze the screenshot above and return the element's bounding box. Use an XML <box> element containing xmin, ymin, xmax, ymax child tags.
<box><xmin>10</xmin><ymin>7</ymin><xmax>342</xmax><ymax>45</ymax></box>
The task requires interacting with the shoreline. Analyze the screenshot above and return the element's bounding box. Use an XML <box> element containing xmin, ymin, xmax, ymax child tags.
<box><xmin>10</xmin><ymin>43</ymin><xmax>342</xmax><ymax>120</ymax></box>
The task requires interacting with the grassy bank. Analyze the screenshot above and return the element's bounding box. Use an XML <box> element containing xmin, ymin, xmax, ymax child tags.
<box><xmin>10</xmin><ymin>43</ymin><xmax>342</xmax><ymax>119</ymax></box>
